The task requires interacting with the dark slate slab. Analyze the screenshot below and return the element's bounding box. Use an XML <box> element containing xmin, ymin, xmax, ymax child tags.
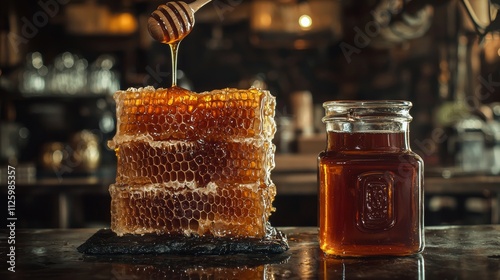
<box><xmin>77</xmin><ymin>226</ymin><xmax>289</xmax><ymax>255</ymax></box>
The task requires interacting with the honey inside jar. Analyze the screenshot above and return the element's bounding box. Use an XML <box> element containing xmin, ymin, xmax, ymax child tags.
<box><xmin>318</xmin><ymin>101</ymin><xmax>424</xmax><ymax>257</ymax></box>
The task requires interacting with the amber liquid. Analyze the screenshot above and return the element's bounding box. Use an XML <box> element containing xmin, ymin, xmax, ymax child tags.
<box><xmin>318</xmin><ymin>131</ymin><xmax>423</xmax><ymax>256</ymax></box>
<box><xmin>169</xmin><ymin>41</ymin><xmax>180</xmax><ymax>86</ymax></box>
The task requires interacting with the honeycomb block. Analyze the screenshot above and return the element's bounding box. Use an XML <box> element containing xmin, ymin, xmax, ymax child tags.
<box><xmin>109</xmin><ymin>86</ymin><xmax>276</xmax><ymax>146</ymax></box>
<box><xmin>115</xmin><ymin>139</ymin><xmax>275</xmax><ymax>186</ymax></box>
<box><xmin>109</xmin><ymin>86</ymin><xmax>278</xmax><ymax>238</ymax></box>
<box><xmin>110</xmin><ymin>183</ymin><xmax>276</xmax><ymax>238</ymax></box>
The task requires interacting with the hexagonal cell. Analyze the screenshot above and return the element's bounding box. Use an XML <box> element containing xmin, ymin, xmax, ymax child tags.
<box><xmin>108</xmin><ymin>87</ymin><xmax>278</xmax><ymax>238</ymax></box>
<box><xmin>108</xmin><ymin>183</ymin><xmax>277</xmax><ymax>238</ymax></box>
<box><xmin>115</xmin><ymin>140</ymin><xmax>273</xmax><ymax>186</ymax></box>
<box><xmin>109</xmin><ymin>86</ymin><xmax>276</xmax><ymax>146</ymax></box>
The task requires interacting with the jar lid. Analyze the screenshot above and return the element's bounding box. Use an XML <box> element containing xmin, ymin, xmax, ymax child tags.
<box><xmin>322</xmin><ymin>100</ymin><xmax>412</xmax><ymax>123</ymax></box>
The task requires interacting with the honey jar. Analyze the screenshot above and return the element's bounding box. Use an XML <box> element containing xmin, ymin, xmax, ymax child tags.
<box><xmin>318</xmin><ymin>100</ymin><xmax>424</xmax><ymax>256</ymax></box>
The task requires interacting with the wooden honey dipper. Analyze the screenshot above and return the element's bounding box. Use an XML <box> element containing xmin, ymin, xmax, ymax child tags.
<box><xmin>148</xmin><ymin>0</ymin><xmax>212</xmax><ymax>86</ymax></box>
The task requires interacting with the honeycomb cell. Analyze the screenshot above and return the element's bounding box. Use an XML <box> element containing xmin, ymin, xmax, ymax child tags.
<box><xmin>109</xmin><ymin>86</ymin><xmax>276</xmax><ymax>147</ymax></box>
<box><xmin>115</xmin><ymin>140</ymin><xmax>274</xmax><ymax>186</ymax></box>
<box><xmin>109</xmin><ymin>86</ymin><xmax>278</xmax><ymax>238</ymax></box>
<box><xmin>110</xmin><ymin>183</ymin><xmax>276</xmax><ymax>238</ymax></box>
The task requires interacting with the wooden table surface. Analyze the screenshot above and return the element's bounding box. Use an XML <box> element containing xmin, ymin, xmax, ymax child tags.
<box><xmin>1</xmin><ymin>225</ymin><xmax>499</xmax><ymax>279</ymax></box>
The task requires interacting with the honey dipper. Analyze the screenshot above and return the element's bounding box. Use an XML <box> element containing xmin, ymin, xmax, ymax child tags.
<box><xmin>148</xmin><ymin>0</ymin><xmax>212</xmax><ymax>44</ymax></box>
<box><xmin>148</xmin><ymin>0</ymin><xmax>212</xmax><ymax>86</ymax></box>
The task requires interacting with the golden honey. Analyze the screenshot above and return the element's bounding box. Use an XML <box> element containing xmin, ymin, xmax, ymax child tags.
<box><xmin>109</xmin><ymin>86</ymin><xmax>277</xmax><ymax>238</ymax></box>
<box><xmin>110</xmin><ymin>183</ymin><xmax>276</xmax><ymax>237</ymax></box>
<box><xmin>318</xmin><ymin>101</ymin><xmax>424</xmax><ymax>256</ymax></box>
<box><xmin>109</xmin><ymin>86</ymin><xmax>275</xmax><ymax>143</ymax></box>
<box><xmin>115</xmin><ymin>140</ymin><xmax>273</xmax><ymax>186</ymax></box>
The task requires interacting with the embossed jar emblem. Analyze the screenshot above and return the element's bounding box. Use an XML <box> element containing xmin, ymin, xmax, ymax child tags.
<box><xmin>356</xmin><ymin>171</ymin><xmax>395</xmax><ymax>231</ymax></box>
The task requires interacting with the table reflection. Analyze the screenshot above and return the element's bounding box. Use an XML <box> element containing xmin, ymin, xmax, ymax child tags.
<box><xmin>110</xmin><ymin>263</ymin><xmax>271</xmax><ymax>279</ymax></box>
<box><xmin>83</xmin><ymin>252</ymin><xmax>290</xmax><ymax>280</ymax></box>
<box><xmin>319</xmin><ymin>254</ymin><xmax>424</xmax><ymax>280</ymax></box>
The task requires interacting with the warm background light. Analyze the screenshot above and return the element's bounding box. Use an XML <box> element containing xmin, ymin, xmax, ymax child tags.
<box><xmin>299</xmin><ymin>14</ymin><xmax>312</xmax><ymax>30</ymax></box>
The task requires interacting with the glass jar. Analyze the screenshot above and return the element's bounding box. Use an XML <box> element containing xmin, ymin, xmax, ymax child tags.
<box><xmin>318</xmin><ymin>100</ymin><xmax>424</xmax><ymax>257</ymax></box>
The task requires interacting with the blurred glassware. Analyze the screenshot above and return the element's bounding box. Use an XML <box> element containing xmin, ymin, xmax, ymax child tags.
<box><xmin>19</xmin><ymin>52</ymin><xmax>48</xmax><ymax>94</ymax></box>
<box><xmin>20</xmin><ymin>52</ymin><xmax>122</xmax><ymax>96</ymax></box>
<box><xmin>39</xmin><ymin>130</ymin><xmax>100</xmax><ymax>174</ymax></box>
<box><xmin>451</xmin><ymin>114</ymin><xmax>489</xmax><ymax>172</ymax></box>
<box><xmin>96</xmin><ymin>98</ymin><xmax>115</xmax><ymax>134</ymax></box>
<box><xmin>89</xmin><ymin>54</ymin><xmax>119</xmax><ymax>94</ymax></box>
<box><xmin>0</xmin><ymin>122</ymin><xmax>29</xmax><ymax>165</ymax></box>
<box><xmin>48</xmin><ymin>52</ymin><xmax>88</xmax><ymax>95</ymax></box>
<box><xmin>69</xmin><ymin>130</ymin><xmax>100</xmax><ymax>172</ymax></box>
<box><xmin>290</xmin><ymin>90</ymin><xmax>314</xmax><ymax>137</ymax></box>
<box><xmin>49</xmin><ymin>52</ymin><xmax>88</xmax><ymax>94</ymax></box>
<box><xmin>39</xmin><ymin>142</ymin><xmax>68</xmax><ymax>171</ymax></box>
<box><xmin>487</xmin><ymin>103</ymin><xmax>500</xmax><ymax>174</ymax></box>
<box><xmin>275</xmin><ymin>116</ymin><xmax>294</xmax><ymax>154</ymax></box>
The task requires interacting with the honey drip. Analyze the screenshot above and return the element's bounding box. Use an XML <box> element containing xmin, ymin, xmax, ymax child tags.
<box><xmin>111</xmin><ymin>1</ymin><xmax>277</xmax><ymax>238</ymax></box>
<box><xmin>170</xmin><ymin>41</ymin><xmax>179</xmax><ymax>86</ymax></box>
<box><xmin>148</xmin><ymin>0</ymin><xmax>212</xmax><ymax>86</ymax></box>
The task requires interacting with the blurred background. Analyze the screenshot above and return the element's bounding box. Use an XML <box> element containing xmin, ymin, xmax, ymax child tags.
<box><xmin>1</xmin><ymin>0</ymin><xmax>500</xmax><ymax>228</ymax></box>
